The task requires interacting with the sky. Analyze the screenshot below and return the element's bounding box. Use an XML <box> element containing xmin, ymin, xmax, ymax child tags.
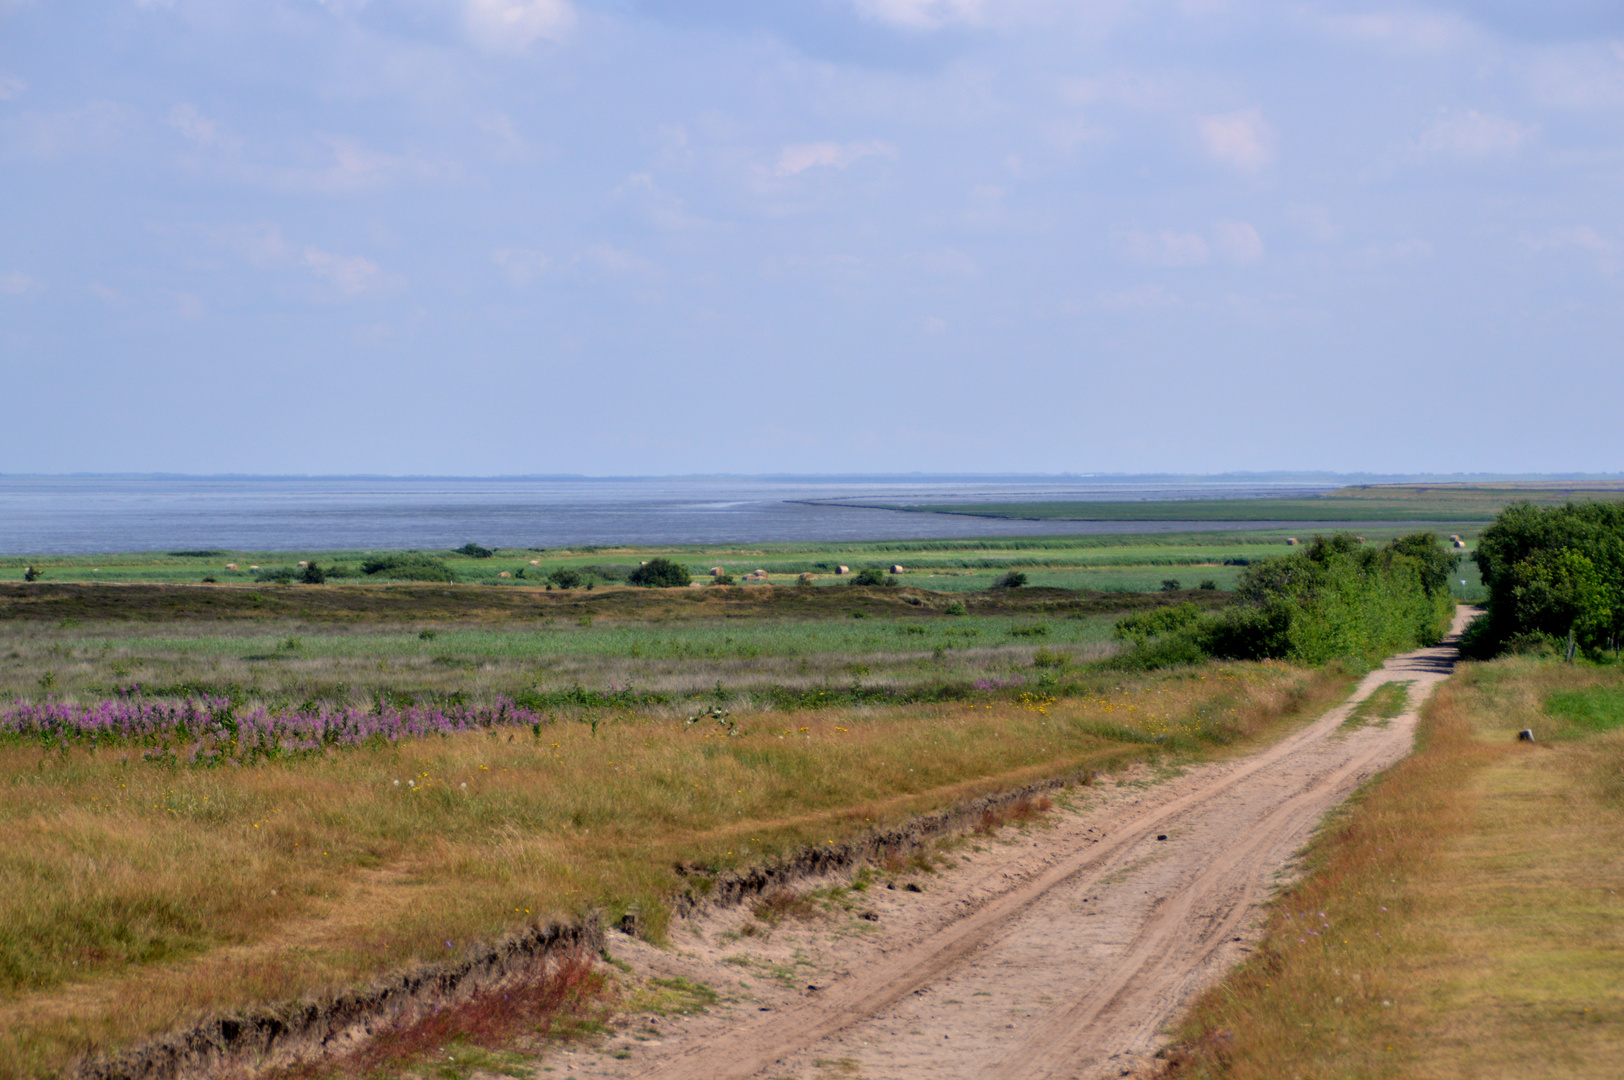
<box><xmin>2</xmin><ymin>0</ymin><xmax>1621</xmax><ymax>477</ymax></box>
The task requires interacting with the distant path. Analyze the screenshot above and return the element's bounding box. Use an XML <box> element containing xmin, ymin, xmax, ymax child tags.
<box><xmin>580</xmin><ymin>609</ymin><xmax>1476</xmax><ymax>1080</ymax></box>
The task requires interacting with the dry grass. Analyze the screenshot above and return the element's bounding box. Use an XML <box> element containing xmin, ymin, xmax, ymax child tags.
<box><xmin>0</xmin><ymin>660</ymin><xmax>1346</xmax><ymax>1079</ymax></box>
<box><xmin>1166</xmin><ymin>658</ymin><xmax>1624</xmax><ymax>1079</ymax></box>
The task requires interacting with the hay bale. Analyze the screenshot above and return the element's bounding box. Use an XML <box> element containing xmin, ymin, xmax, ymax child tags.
<box><xmin>797</xmin><ymin>573</ymin><xmax>816</xmax><ymax>585</ymax></box>
<box><xmin>890</xmin><ymin>565</ymin><xmax>905</xmax><ymax>574</ymax></box>
<box><xmin>710</xmin><ymin>567</ymin><xmax>724</xmax><ymax>577</ymax></box>
<box><xmin>498</xmin><ymin>571</ymin><xmax>511</xmax><ymax>578</ymax></box>
<box><xmin>836</xmin><ymin>565</ymin><xmax>850</xmax><ymax>575</ymax></box>
<box><xmin>225</xmin><ymin>563</ymin><xmax>238</xmax><ymax>571</ymax></box>
<box><xmin>1285</xmin><ymin>538</ymin><xmax>1298</xmax><ymax>546</ymax></box>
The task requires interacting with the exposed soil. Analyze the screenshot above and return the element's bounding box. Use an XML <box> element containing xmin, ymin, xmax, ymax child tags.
<box><xmin>557</xmin><ymin>610</ymin><xmax>1475</xmax><ymax>1080</ymax></box>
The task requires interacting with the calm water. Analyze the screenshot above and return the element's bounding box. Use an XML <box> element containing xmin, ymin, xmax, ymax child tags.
<box><xmin>0</xmin><ymin>475</ymin><xmax>1348</xmax><ymax>555</ymax></box>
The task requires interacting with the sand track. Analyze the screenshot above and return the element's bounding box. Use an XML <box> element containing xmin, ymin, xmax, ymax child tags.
<box><xmin>570</xmin><ymin>611</ymin><xmax>1472</xmax><ymax>1080</ymax></box>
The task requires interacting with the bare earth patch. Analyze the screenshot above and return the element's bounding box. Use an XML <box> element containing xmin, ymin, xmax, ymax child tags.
<box><xmin>554</xmin><ymin>611</ymin><xmax>1473</xmax><ymax>1080</ymax></box>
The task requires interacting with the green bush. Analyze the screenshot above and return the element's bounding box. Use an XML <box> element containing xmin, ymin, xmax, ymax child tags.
<box><xmin>628</xmin><ymin>558</ymin><xmax>691</xmax><ymax>588</ymax></box>
<box><xmin>1112</xmin><ymin>533</ymin><xmax>1456</xmax><ymax>670</ymax></box>
<box><xmin>1114</xmin><ymin>603</ymin><xmax>1203</xmax><ymax>644</ymax></box>
<box><xmin>253</xmin><ymin>567</ymin><xmax>298</xmax><ymax>584</ymax></box>
<box><xmin>548</xmin><ymin>567</ymin><xmax>585</xmax><ymax>589</ymax></box>
<box><xmin>1198</xmin><ymin>579</ymin><xmax>1218</xmax><ymax>590</ymax></box>
<box><xmin>360</xmin><ymin>554</ymin><xmax>456</xmax><ymax>583</ymax></box>
<box><xmin>992</xmin><ymin>571</ymin><xmax>1027</xmax><ymax>589</ymax></box>
<box><xmin>22</xmin><ymin>566</ymin><xmax>41</xmax><ymax>582</ymax></box>
<box><xmin>1161</xmin><ymin>578</ymin><xmax>1182</xmax><ymax>591</ymax></box>
<box><xmin>300</xmin><ymin>562</ymin><xmax>326</xmax><ymax>585</ymax></box>
<box><xmin>455</xmin><ymin>543</ymin><xmax>495</xmax><ymax>559</ymax></box>
<box><xmin>849</xmin><ymin>567</ymin><xmax>893</xmax><ymax>587</ymax></box>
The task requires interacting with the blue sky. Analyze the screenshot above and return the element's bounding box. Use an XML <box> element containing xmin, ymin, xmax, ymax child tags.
<box><xmin>2</xmin><ymin>1</ymin><xmax>1621</xmax><ymax>476</ymax></box>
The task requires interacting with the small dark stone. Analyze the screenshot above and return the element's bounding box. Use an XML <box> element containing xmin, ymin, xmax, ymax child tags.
<box><xmin>903</xmin><ymin>882</ymin><xmax>924</xmax><ymax>893</ymax></box>
<box><xmin>1518</xmin><ymin>729</ymin><xmax>1536</xmax><ymax>743</ymax></box>
<box><xmin>858</xmin><ymin>910</ymin><xmax>880</xmax><ymax>921</ymax></box>
<box><xmin>1156</xmin><ymin>834</ymin><xmax>1168</xmax><ymax>841</ymax></box>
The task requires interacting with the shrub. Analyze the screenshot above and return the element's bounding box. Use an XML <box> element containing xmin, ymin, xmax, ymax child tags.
<box><xmin>22</xmin><ymin>566</ymin><xmax>41</xmax><ymax>582</ymax></box>
<box><xmin>628</xmin><ymin>558</ymin><xmax>691</xmax><ymax>588</ymax></box>
<box><xmin>992</xmin><ymin>571</ymin><xmax>1028</xmax><ymax>589</ymax></box>
<box><xmin>360</xmin><ymin>554</ymin><xmax>456</xmax><ymax>583</ymax></box>
<box><xmin>455</xmin><ymin>543</ymin><xmax>495</xmax><ymax>559</ymax></box>
<box><xmin>944</xmin><ymin>601</ymin><xmax>967</xmax><ymax>616</ymax></box>
<box><xmin>253</xmin><ymin>566</ymin><xmax>299</xmax><ymax>584</ymax></box>
<box><xmin>1161</xmin><ymin>578</ymin><xmax>1182</xmax><ymax>591</ymax></box>
<box><xmin>1114</xmin><ymin>603</ymin><xmax>1203</xmax><ymax>644</ymax></box>
<box><xmin>711</xmin><ymin>574</ymin><xmax>735</xmax><ymax>586</ymax></box>
<box><xmin>548</xmin><ymin>568</ymin><xmax>585</xmax><ymax>589</ymax></box>
<box><xmin>300</xmin><ymin>562</ymin><xmax>326</xmax><ymax>585</ymax></box>
<box><xmin>1198</xmin><ymin>579</ymin><xmax>1218</xmax><ymax>590</ymax></box>
<box><xmin>849</xmin><ymin>567</ymin><xmax>892</xmax><ymax>587</ymax></box>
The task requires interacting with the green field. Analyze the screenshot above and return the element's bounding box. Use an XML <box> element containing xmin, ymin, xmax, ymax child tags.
<box><xmin>0</xmin><ymin>528</ymin><xmax>1482</xmax><ymax>598</ymax></box>
<box><xmin>855</xmin><ymin>482</ymin><xmax>1624</xmax><ymax>524</ymax></box>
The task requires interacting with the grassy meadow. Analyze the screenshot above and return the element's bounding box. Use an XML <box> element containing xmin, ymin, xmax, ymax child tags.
<box><xmin>1168</xmin><ymin>655</ymin><xmax>1624</xmax><ymax>1078</ymax></box>
<box><xmin>0</xmin><ymin>528</ymin><xmax>1487</xmax><ymax>600</ymax></box>
<box><xmin>0</xmin><ymin>652</ymin><xmax>1353</xmax><ymax>1079</ymax></box>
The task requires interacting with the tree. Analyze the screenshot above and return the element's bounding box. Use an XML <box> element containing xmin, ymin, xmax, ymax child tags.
<box><xmin>300</xmin><ymin>561</ymin><xmax>326</xmax><ymax>585</ymax></box>
<box><xmin>628</xmin><ymin>558</ymin><xmax>691</xmax><ymax>588</ymax></box>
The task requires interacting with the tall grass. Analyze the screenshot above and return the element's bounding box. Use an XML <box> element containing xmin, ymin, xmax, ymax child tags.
<box><xmin>1167</xmin><ymin>657</ymin><xmax>1624</xmax><ymax>1078</ymax></box>
<box><xmin>0</xmin><ymin>660</ymin><xmax>1348</xmax><ymax>1080</ymax></box>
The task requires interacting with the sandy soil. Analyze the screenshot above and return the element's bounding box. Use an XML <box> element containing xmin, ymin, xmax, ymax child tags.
<box><xmin>548</xmin><ymin>610</ymin><xmax>1473</xmax><ymax>1080</ymax></box>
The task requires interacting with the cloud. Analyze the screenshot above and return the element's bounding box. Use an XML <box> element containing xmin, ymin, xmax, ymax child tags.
<box><xmin>1285</xmin><ymin>204</ymin><xmax>1341</xmax><ymax>243</ymax></box>
<box><xmin>1212</xmin><ymin>219</ymin><xmax>1264</xmax><ymax>264</ymax></box>
<box><xmin>1</xmin><ymin>271</ymin><xmax>38</xmax><ymax>295</ymax></box>
<box><xmin>1522</xmin><ymin>226</ymin><xmax>1619</xmax><ymax>273</ymax></box>
<box><xmin>1523</xmin><ymin>225</ymin><xmax>1613</xmax><ymax>254</ymax></box>
<box><xmin>167</xmin><ymin>103</ymin><xmax>241</xmax><ymax>149</ymax></box>
<box><xmin>1419</xmin><ymin>110</ymin><xmax>1537</xmax><ymax>158</ymax></box>
<box><xmin>1320</xmin><ymin>10</ymin><xmax>1478</xmax><ymax>53</ymax></box>
<box><xmin>610</xmin><ymin>172</ymin><xmax>707</xmax><ymax>230</ymax></box>
<box><xmin>493</xmin><ymin>247</ymin><xmax>550</xmax><ymax>286</ymax></box>
<box><xmin>1198</xmin><ymin>108</ymin><xmax>1274</xmax><ymax>171</ymax></box>
<box><xmin>903</xmin><ymin>246</ymin><xmax>978</xmax><ymax>278</ymax></box>
<box><xmin>303</xmin><ymin>246</ymin><xmax>384</xmax><ymax>295</ymax></box>
<box><xmin>0</xmin><ymin>75</ymin><xmax>24</xmax><ymax>102</ymax></box>
<box><xmin>204</xmin><ymin>222</ymin><xmax>292</xmax><ymax>268</ymax></box>
<box><xmin>773</xmin><ymin>139</ymin><xmax>897</xmax><ymax>177</ymax></box>
<box><xmin>580</xmin><ymin>244</ymin><xmax>660</xmax><ymax>278</ymax></box>
<box><xmin>6</xmin><ymin>101</ymin><xmax>130</xmax><ymax>159</ymax></box>
<box><xmin>463</xmin><ymin>0</ymin><xmax>576</xmax><ymax>54</ymax></box>
<box><xmin>1123</xmin><ymin>229</ymin><xmax>1209</xmax><ymax>267</ymax></box>
<box><xmin>851</xmin><ymin>0</ymin><xmax>986</xmax><ymax>30</ymax></box>
<box><xmin>1528</xmin><ymin>45</ymin><xmax>1624</xmax><ymax>109</ymax></box>
<box><xmin>1353</xmin><ymin>239</ymin><xmax>1434</xmax><ymax>265</ymax></box>
<box><xmin>1094</xmin><ymin>284</ymin><xmax>1180</xmax><ymax>311</ymax></box>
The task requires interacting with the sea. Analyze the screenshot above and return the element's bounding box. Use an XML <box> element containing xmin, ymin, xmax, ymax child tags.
<box><xmin>0</xmin><ymin>474</ymin><xmax>1361</xmax><ymax>555</ymax></box>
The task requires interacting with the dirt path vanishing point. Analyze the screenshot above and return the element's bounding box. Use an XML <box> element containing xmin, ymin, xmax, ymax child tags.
<box><xmin>556</xmin><ymin>610</ymin><xmax>1476</xmax><ymax>1080</ymax></box>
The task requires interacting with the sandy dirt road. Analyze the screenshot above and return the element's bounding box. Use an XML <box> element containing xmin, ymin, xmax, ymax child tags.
<box><xmin>556</xmin><ymin>611</ymin><xmax>1473</xmax><ymax>1080</ymax></box>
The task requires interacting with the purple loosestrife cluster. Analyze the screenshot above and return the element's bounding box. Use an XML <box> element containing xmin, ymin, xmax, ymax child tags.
<box><xmin>2</xmin><ymin>694</ymin><xmax>550</xmax><ymax>766</ymax></box>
